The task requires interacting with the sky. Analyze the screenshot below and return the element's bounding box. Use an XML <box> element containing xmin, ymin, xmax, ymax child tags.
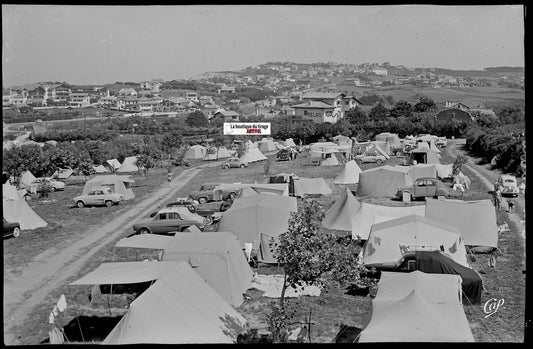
<box><xmin>2</xmin><ymin>5</ymin><xmax>525</xmax><ymax>86</ymax></box>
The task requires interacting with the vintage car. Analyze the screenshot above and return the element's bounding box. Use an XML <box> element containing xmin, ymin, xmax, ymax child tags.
<box><xmin>73</xmin><ymin>187</ymin><xmax>124</xmax><ymax>208</ymax></box>
<box><xmin>497</xmin><ymin>174</ymin><xmax>520</xmax><ymax>197</ymax></box>
<box><xmin>396</xmin><ymin>177</ymin><xmax>450</xmax><ymax>201</ymax></box>
<box><xmin>31</xmin><ymin>177</ymin><xmax>65</xmax><ymax>192</ymax></box>
<box><xmin>221</xmin><ymin>157</ymin><xmax>248</xmax><ymax>169</ymax></box>
<box><xmin>189</xmin><ymin>182</ymin><xmax>241</xmax><ymax>204</ymax></box>
<box><xmin>149</xmin><ymin>200</ymin><xmax>229</xmax><ymax>225</ymax></box>
<box><xmin>132</xmin><ymin>206</ymin><xmax>210</xmax><ymax>235</ymax></box>
<box><xmin>3</xmin><ymin>217</ymin><xmax>21</xmax><ymax>238</ymax></box>
<box><xmin>355</xmin><ymin>154</ymin><xmax>387</xmax><ymax>164</ymax></box>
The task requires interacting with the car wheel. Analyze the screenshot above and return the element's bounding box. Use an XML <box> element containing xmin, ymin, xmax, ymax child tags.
<box><xmin>395</xmin><ymin>151</ymin><xmax>402</xmax><ymax>156</ymax></box>
<box><xmin>376</xmin><ymin>159</ymin><xmax>383</xmax><ymax>164</ymax></box>
<box><xmin>223</xmin><ymin>165</ymin><xmax>229</xmax><ymax>169</ymax></box>
<box><xmin>49</xmin><ymin>187</ymin><xmax>56</xmax><ymax>192</ymax></box>
<box><xmin>240</xmin><ymin>164</ymin><xmax>245</xmax><ymax>168</ymax></box>
<box><xmin>12</xmin><ymin>227</ymin><xmax>20</xmax><ymax>238</ymax></box>
<box><xmin>204</xmin><ymin>216</ymin><xmax>213</xmax><ymax>226</ymax></box>
<box><xmin>139</xmin><ymin>228</ymin><xmax>151</xmax><ymax>234</ymax></box>
<box><xmin>105</xmin><ymin>200</ymin><xmax>113</xmax><ymax>207</ymax></box>
<box><xmin>77</xmin><ymin>201</ymin><xmax>85</xmax><ymax>208</ymax></box>
<box><xmin>369</xmin><ymin>284</ymin><xmax>378</xmax><ymax>297</ymax></box>
<box><xmin>228</xmin><ymin>192</ymin><xmax>236</xmax><ymax>200</ymax></box>
<box><xmin>198</xmin><ymin>197</ymin><xmax>207</xmax><ymax>204</ymax></box>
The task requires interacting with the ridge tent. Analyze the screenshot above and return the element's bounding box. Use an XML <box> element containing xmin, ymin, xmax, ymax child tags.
<box><xmin>20</xmin><ymin>170</ymin><xmax>36</xmax><ymax>188</ymax></box>
<box><xmin>3</xmin><ymin>183</ymin><xmax>20</xmax><ymax>201</ymax></box>
<box><xmin>359</xmin><ymin>289</ymin><xmax>474</xmax><ymax>342</ymax></box>
<box><xmin>410</xmin><ymin>147</ymin><xmax>440</xmax><ymax>165</ymax></box>
<box><xmin>184</xmin><ymin>145</ymin><xmax>207</xmax><ymax>160</ymax></box>
<box><xmin>161</xmin><ymin>232</ymin><xmax>254</xmax><ymax>307</ymax></box>
<box><xmin>362</xmin><ymin>214</ymin><xmax>469</xmax><ymax>269</ymax></box>
<box><xmin>350</xmin><ymin>202</ymin><xmax>426</xmax><ymax>240</ymax></box>
<box><xmin>294</xmin><ymin>177</ymin><xmax>332</xmax><ymax>197</ymax></box>
<box><xmin>52</xmin><ymin>168</ymin><xmax>74</xmax><ymax>180</ymax></box>
<box><xmin>285</xmin><ymin>138</ymin><xmax>297</xmax><ymax>147</ymax></box>
<box><xmin>217</xmin><ymin>194</ymin><xmax>297</xmax><ymax>252</ymax></box>
<box><xmin>117</xmin><ymin>156</ymin><xmax>139</xmax><ymax>173</ymax></box>
<box><xmin>81</xmin><ymin>174</ymin><xmax>135</xmax><ymax>200</ymax></box>
<box><xmin>203</xmin><ymin>146</ymin><xmax>232</xmax><ymax>160</ymax></box>
<box><xmin>322</xmin><ymin>187</ymin><xmax>362</xmax><ymax>231</ymax></box>
<box><xmin>239</xmin><ymin>145</ymin><xmax>267</xmax><ymax>163</ymax></box>
<box><xmin>3</xmin><ymin>197</ymin><xmax>48</xmax><ymax>230</ymax></box>
<box><xmin>425</xmin><ymin>198</ymin><xmax>498</xmax><ymax>252</ymax></box>
<box><xmin>101</xmin><ymin>262</ymin><xmax>247</xmax><ymax>344</ymax></box>
<box><xmin>258</xmin><ymin>139</ymin><xmax>277</xmax><ymax>153</ymax></box>
<box><xmin>104</xmin><ymin>159</ymin><xmax>122</xmax><ymax>172</ymax></box>
<box><xmin>320</xmin><ymin>152</ymin><xmax>344</xmax><ymax>166</ymax></box>
<box><xmin>333</xmin><ymin>160</ymin><xmax>362</xmax><ymax>185</ymax></box>
<box><xmin>375</xmin><ymin>132</ymin><xmax>402</xmax><ymax>151</ymax></box>
<box><xmin>93</xmin><ymin>164</ymin><xmax>109</xmax><ymax>174</ymax></box>
<box><xmin>356</xmin><ymin>165</ymin><xmax>413</xmax><ymax>198</ymax></box>
<box><xmin>414</xmin><ymin>251</ymin><xmax>483</xmax><ymax>305</ymax></box>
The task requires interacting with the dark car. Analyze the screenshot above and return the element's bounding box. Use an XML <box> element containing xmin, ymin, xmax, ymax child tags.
<box><xmin>189</xmin><ymin>182</ymin><xmax>241</xmax><ymax>204</ymax></box>
<box><xmin>3</xmin><ymin>218</ymin><xmax>21</xmax><ymax>238</ymax></box>
<box><xmin>396</xmin><ymin>177</ymin><xmax>450</xmax><ymax>201</ymax></box>
<box><xmin>172</xmin><ymin>158</ymin><xmax>190</xmax><ymax>167</ymax></box>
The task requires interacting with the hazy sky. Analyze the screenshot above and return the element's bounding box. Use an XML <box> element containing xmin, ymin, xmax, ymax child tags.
<box><xmin>2</xmin><ymin>5</ymin><xmax>525</xmax><ymax>86</ymax></box>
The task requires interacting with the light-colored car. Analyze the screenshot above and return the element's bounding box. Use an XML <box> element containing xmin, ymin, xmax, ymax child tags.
<box><xmin>31</xmin><ymin>177</ymin><xmax>65</xmax><ymax>192</ymax></box>
<box><xmin>222</xmin><ymin>157</ymin><xmax>248</xmax><ymax>169</ymax></box>
<box><xmin>497</xmin><ymin>174</ymin><xmax>519</xmax><ymax>197</ymax></box>
<box><xmin>73</xmin><ymin>187</ymin><xmax>124</xmax><ymax>208</ymax></box>
<box><xmin>396</xmin><ymin>177</ymin><xmax>450</xmax><ymax>201</ymax></box>
<box><xmin>356</xmin><ymin>154</ymin><xmax>387</xmax><ymax>164</ymax></box>
<box><xmin>132</xmin><ymin>206</ymin><xmax>209</xmax><ymax>235</ymax></box>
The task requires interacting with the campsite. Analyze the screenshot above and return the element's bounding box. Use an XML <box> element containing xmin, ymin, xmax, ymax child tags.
<box><xmin>2</xmin><ymin>134</ymin><xmax>526</xmax><ymax>344</ymax></box>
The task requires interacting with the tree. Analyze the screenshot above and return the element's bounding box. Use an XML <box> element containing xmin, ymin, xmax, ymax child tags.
<box><xmin>134</xmin><ymin>143</ymin><xmax>162</xmax><ymax>177</ymax></box>
<box><xmin>161</xmin><ymin>131</ymin><xmax>183</xmax><ymax>159</ymax></box>
<box><xmin>368</xmin><ymin>102</ymin><xmax>390</xmax><ymax>120</ymax></box>
<box><xmin>413</xmin><ymin>96</ymin><xmax>437</xmax><ymax>113</ymax></box>
<box><xmin>75</xmin><ymin>150</ymin><xmax>95</xmax><ymax>177</ymax></box>
<box><xmin>345</xmin><ymin>106</ymin><xmax>367</xmax><ymax>125</ymax></box>
<box><xmin>186</xmin><ymin>111</ymin><xmax>209</xmax><ymax>127</ymax></box>
<box><xmin>390</xmin><ymin>100</ymin><xmax>413</xmax><ymax>118</ymax></box>
<box><xmin>452</xmin><ymin>154</ymin><xmax>468</xmax><ymax>175</ymax></box>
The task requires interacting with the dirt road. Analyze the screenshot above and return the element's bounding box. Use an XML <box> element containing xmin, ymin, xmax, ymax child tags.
<box><xmin>3</xmin><ymin>162</ymin><xmax>221</xmax><ymax>344</ymax></box>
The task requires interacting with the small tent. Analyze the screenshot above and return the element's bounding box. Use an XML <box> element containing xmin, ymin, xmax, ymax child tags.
<box><xmin>101</xmin><ymin>262</ymin><xmax>247</xmax><ymax>344</ymax></box>
<box><xmin>104</xmin><ymin>159</ymin><xmax>122</xmax><ymax>172</ymax></box>
<box><xmin>184</xmin><ymin>145</ymin><xmax>207</xmax><ymax>160</ymax></box>
<box><xmin>410</xmin><ymin>147</ymin><xmax>440</xmax><ymax>165</ymax></box>
<box><xmin>322</xmin><ymin>188</ymin><xmax>362</xmax><ymax>231</ymax></box>
<box><xmin>350</xmin><ymin>202</ymin><xmax>426</xmax><ymax>240</ymax></box>
<box><xmin>20</xmin><ymin>170</ymin><xmax>36</xmax><ymax>188</ymax></box>
<box><xmin>117</xmin><ymin>156</ymin><xmax>139</xmax><ymax>173</ymax></box>
<box><xmin>320</xmin><ymin>152</ymin><xmax>344</xmax><ymax>166</ymax></box>
<box><xmin>357</xmin><ymin>165</ymin><xmax>413</xmax><ymax>198</ymax></box>
<box><xmin>294</xmin><ymin>177</ymin><xmax>332</xmax><ymax>197</ymax></box>
<box><xmin>204</xmin><ymin>146</ymin><xmax>232</xmax><ymax>160</ymax></box>
<box><xmin>425</xmin><ymin>198</ymin><xmax>498</xmax><ymax>252</ymax></box>
<box><xmin>3</xmin><ymin>197</ymin><xmax>48</xmax><ymax>230</ymax></box>
<box><xmin>239</xmin><ymin>145</ymin><xmax>268</xmax><ymax>163</ymax></box>
<box><xmin>93</xmin><ymin>164</ymin><xmax>109</xmax><ymax>174</ymax></box>
<box><xmin>82</xmin><ymin>174</ymin><xmax>135</xmax><ymax>200</ymax></box>
<box><xmin>362</xmin><ymin>214</ymin><xmax>469</xmax><ymax>268</ymax></box>
<box><xmin>258</xmin><ymin>139</ymin><xmax>277</xmax><ymax>153</ymax></box>
<box><xmin>375</xmin><ymin>132</ymin><xmax>402</xmax><ymax>151</ymax></box>
<box><xmin>285</xmin><ymin>138</ymin><xmax>297</xmax><ymax>147</ymax></box>
<box><xmin>161</xmin><ymin>232</ymin><xmax>254</xmax><ymax>307</ymax></box>
<box><xmin>217</xmin><ymin>194</ymin><xmax>297</xmax><ymax>252</ymax></box>
<box><xmin>52</xmin><ymin>168</ymin><xmax>74</xmax><ymax>180</ymax></box>
<box><xmin>333</xmin><ymin>160</ymin><xmax>362</xmax><ymax>185</ymax></box>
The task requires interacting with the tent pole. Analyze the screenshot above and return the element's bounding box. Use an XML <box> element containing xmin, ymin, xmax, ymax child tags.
<box><xmin>66</xmin><ymin>285</ymin><xmax>85</xmax><ymax>342</ymax></box>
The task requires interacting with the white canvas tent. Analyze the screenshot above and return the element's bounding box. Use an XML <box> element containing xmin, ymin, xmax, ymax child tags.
<box><xmin>100</xmin><ymin>262</ymin><xmax>247</xmax><ymax>344</ymax></box>
<box><xmin>435</xmin><ymin>163</ymin><xmax>454</xmax><ymax>179</ymax></box>
<box><xmin>350</xmin><ymin>202</ymin><xmax>426</xmax><ymax>240</ymax></box>
<box><xmin>82</xmin><ymin>174</ymin><xmax>135</xmax><ymax>200</ymax></box>
<box><xmin>3</xmin><ymin>183</ymin><xmax>20</xmax><ymax>201</ymax></box>
<box><xmin>320</xmin><ymin>152</ymin><xmax>344</xmax><ymax>166</ymax></box>
<box><xmin>425</xmin><ymin>198</ymin><xmax>498</xmax><ymax>252</ymax></box>
<box><xmin>258</xmin><ymin>139</ymin><xmax>277</xmax><ymax>153</ymax></box>
<box><xmin>93</xmin><ymin>164</ymin><xmax>109</xmax><ymax>174</ymax></box>
<box><xmin>239</xmin><ymin>145</ymin><xmax>267</xmax><ymax>163</ymax></box>
<box><xmin>117</xmin><ymin>156</ymin><xmax>139</xmax><ymax>173</ymax></box>
<box><xmin>362</xmin><ymin>214</ymin><xmax>469</xmax><ymax>268</ymax></box>
<box><xmin>322</xmin><ymin>188</ymin><xmax>361</xmax><ymax>231</ymax></box>
<box><xmin>333</xmin><ymin>160</ymin><xmax>362</xmax><ymax>185</ymax></box>
<box><xmin>375</xmin><ymin>132</ymin><xmax>402</xmax><ymax>151</ymax></box>
<box><xmin>52</xmin><ymin>168</ymin><xmax>74</xmax><ymax>180</ymax></box>
<box><xmin>294</xmin><ymin>177</ymin><xmax>332</xmax><ymax>196</ymax></box>
<box><xmin>20</xmin><ymin>170</ymin><xmax>36</xmax><ymax>188</ymax></box>
<box><xmin>204</xmin><ymin>146</ymin><xmax>232</xmax><ymax>160</ymax></box>
<box><xmin>184</xmin><ymin>145</ymin><xmax>207</xmax><ymax>159</ymax></box>
<box><xmin>401</xmin><ymin>163</ymin><xmax>438</xmax><ymax>180</ymax></box>
<box><xmin>357</xmin><ymin>165</ymin><xmax>413</xmax><ymax>198</ymax></box>
<box><xmin>3</xmin><ymin>196</ymin><xmax>47</xmax><ymax>230</ymax></box>
<box><xmin>105</xmin><ymin>159</ymin><xmax>122</xmax><ymax>172</ymax></box>
<box><xmin>285</xmin><ymin>138</ymin><xmax>297</xmax><ymax>147</ymax></box>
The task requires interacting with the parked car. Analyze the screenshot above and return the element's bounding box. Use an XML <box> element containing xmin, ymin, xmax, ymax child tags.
<box><xmin>3</xmin><ymin>217</ymin><xmax>21</xmax><ymax>238</ymax></box>
<box><xmin>149</xmin><ymin>200</ymin><xmax>229</xmax><ymax>224</ymax></box>
<box><xmin>497</xmin><ymin>174</ymin><xmax>520</xmax><ymax>197</ymax></box>
<box><xmin>31</xmin><ymin>177</ymin><xmax>65</xmax><ymax>192</ymax></box>
<box><xmin>396</xmin><ymin>177</ymin><xmax>450</xmax><ymax>201</ymax></box>
<box><xmin>172</xmin><ymin>158</ymin><xmax>190</xmax><ymax>167</ymax></box>
<box><xmin>133</xmin><ymin>206</ymin><xmax>210</xmax><ymax>235</ymax></box>
<box><xmin>73</xmin><ymin>187</ymin><xmax>124</xmax><ymax>208</ymax></box>
<box><xmin>189</xmin><ymin>182</ymin><xmax>241</xmax><ymax>204</ymax></box>
<box><xmin>356</xmin><ymin>154</ymin><xmax>387</xmax><ymax>164</ymax></box>
<box><xmin>222</xmin><ymin>157</ymin><xmax>248</xmax><ymax>169</ymax></box>
<box><xmin>436</xmin><ymin>137</ymin><xmax>448</xmax><ymax>148</ymax></box>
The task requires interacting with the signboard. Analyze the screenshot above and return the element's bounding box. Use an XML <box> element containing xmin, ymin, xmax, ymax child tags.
<box><xmin>223</xmin><ymin>122</ymin><xmax>271</xmax><ymax>135</ymax></box>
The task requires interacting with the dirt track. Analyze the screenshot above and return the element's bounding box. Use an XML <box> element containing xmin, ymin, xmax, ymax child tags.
<box><xmin>2</xmin><ymin>164</ymin><xmax>223</xmax><ymax>344</ymax></box>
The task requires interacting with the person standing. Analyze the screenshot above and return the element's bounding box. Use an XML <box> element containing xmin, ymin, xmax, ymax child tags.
<box><xmin>494</xmin><ymin>186</ymin><xmax>503</xmax><ymax>211</ymax></box>
<box><xmin>167</xmin><ymin>172</ymin><xmax>173</xmax><ymax>187</ymax></box>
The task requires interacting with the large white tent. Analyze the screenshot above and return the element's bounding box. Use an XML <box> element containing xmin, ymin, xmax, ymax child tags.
<box><xmin>3</xmin><ymin>195</ymin><xmax>47</xmax><ymax>230</ymax></box>
<box><xmin>258</xmin><ymin>139</ymin><xmax>277</xmax><ymax>153</ymax></box>
<box><xmin>361</xmin><ymin>214</ymin><xmax>469</xmax><ymax>268</ymax></box>
<box><xmin>20</xmin><ymin>170</ymin><xmax>36</xmax><ymax>188</ymax></box>
<box><xmin>184</xmin><ymin>145</ymin><xmax>207</xmax><ymax>159</ymax></box>
<box><xmin>350</xmin><ymin>202</ymin><xmax>426</xmax><ymax>240</ymax></box>
<box><xmin>294</xmin><ymin>177</ymin><xmax>332</xmax><ymax>196</ymax></box>
<box><xmin>322</xmin><ymin>188</ymin><xmax>361</xmax><ymax>231</ymax></box>
<box><xmin>100</xmin><ymin>262</ymin><xmax>247</xmax><ymax>344</ymax></box>
<box><xmin>117</xmin><ymin>156</ymin><xmax>139</xmax><ymax>173</ymax></box>
<box><xmin>357</xmin><ymin>165</ymin><xmax>413</xmax><ymax>198</ymax></box>
<box><xmin>333</xmin><ymin>160</ymin><xmax>362</xmax><ymax>185</ymax></box>
<box><xmin>81</xmin><ymin>174</ymin><xmax>135</xmax><ymax>200</ymax></box>
<box><xmin>239</xmin><ymin>144</ymin><xmax>268</xmax><ymax>163</ymax></box>
<box><xmin>204</xmin><ymin>146</ymin><xmax>232</xmax><ymax>160</ymax></box>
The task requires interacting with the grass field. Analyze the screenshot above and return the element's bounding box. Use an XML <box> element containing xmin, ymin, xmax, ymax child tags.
<box><xmin>5</xmin><ymin>145</ymin><xmax>525</xmax><ymax>343</ymax></box>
